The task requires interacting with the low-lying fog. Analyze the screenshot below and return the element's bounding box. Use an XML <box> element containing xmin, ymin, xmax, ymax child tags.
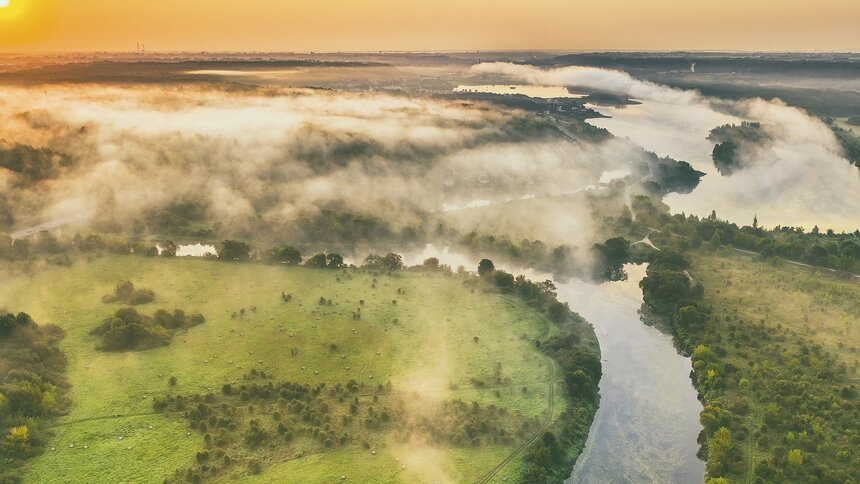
<box><xmin>477</xmin><ymin>62</ymin><xmax>860</xmax><ymax>232</ymax></box>
<box><xmin>590</xmin><ymin>100</ymin><xmax>860</xmax><ymax>232</ymax></box>
<box><xmin>0</xmin><ymin>82</ymin><xmax>662</xmax><ymax>255</ymax></box>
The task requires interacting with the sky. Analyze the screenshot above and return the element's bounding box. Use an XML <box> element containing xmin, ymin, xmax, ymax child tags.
<box><xmin>0</xmin><ymin>0</ymin><xmax>859</xmax><ymax>53</ymax></box>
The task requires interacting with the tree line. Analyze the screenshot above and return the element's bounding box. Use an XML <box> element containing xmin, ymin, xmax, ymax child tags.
<box><xmin>0</xmin><ymin>312</ymin><xmax>69</xmax><ymax>482</ymax></box>
<box><xmin>630</xmin><ymin>196</ymin><xmax>860</xmax><ymax>274</ymax></box>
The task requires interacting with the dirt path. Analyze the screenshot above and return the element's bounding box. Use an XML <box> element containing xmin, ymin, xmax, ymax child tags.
<box><xmin>730</xmin><ymin>247</ymin><xmax>859</xmax><ymax>279</ymax></box>
<box><xmin>745</xmin><ymin>432</ymin><xmax>754</xmax><ymax>484</ymax></box>
<box><xmin>478</xmin><ymin>355</ymin><xmax>557</xmax><ymax>484</ymax></box>
<box><xmin>42</xmin><ymin>411</ymin><xmax>162</xmax><ymax>429</ymax></box>
<box><xmin>478</xmin><ymin>313</ymin><xmax>559</xmax><ymax>483</ymax></box>
<box><xmin>648</xmin><ymin>228</ymin><xmax>859</xmax><ymax>280</ymax></box>
<box><xmin>9</xmin><ymin>214</ymin><xmax>90</xmax><ymax>240</ymax></box>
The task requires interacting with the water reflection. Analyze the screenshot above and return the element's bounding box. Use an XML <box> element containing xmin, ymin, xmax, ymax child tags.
<box><xmin>175</xmin><ymin>243</ymin><xmax>217</xmax><ymax>257</ymax></box>
<box><xmin>454</xmin><ymin>84</ymin><xmax>586</xmax><ymax>98</ymax></box>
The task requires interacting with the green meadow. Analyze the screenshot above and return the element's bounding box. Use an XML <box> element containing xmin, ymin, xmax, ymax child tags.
<box><xmin>0</xmin><ymin>255</ymin><xmax>566</xmax><ymax>483</ymax></box>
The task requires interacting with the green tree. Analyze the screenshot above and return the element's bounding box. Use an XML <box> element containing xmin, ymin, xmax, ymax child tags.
<box><xmin>639</xmin><ymin>270</ymin><xmax>692</xmax><ymax>314</ymax></box>
<box><xmin>708</xmin><ymin>232</ymin><xmax>722</xmax><ymax>251</ymax></box>
<box><xmin>707</xmin><ymin>427</ymin><xmax>732</xmax><ymax>475</ymax></box>
<box><xmin>325</xmin><ymin>253</ymin><xmax>344</xmax><ymax>268</ymax></box>
<box><xmin>380</xmin><ymin>253</ymin><xmax>404</xmax><ymax>271</ymax></box>
<box><xmin>306</xmin><ymin>253</ymin><xmax>328</xmax><ymax>268</ymax></box>
<box><xmin>690</xmin><ymin>231</ymin><xmax>703</xmax><ymax>249</ymax></box>
<box><xmin>267</xmin><ymin>246</ymin><xmax>302</xmax><ymax>265</ymax></box>
<box><xmin>674</xmin><ymin>305</ymin><xmax>706</xmax><ymax>330</ymax></box>
<box><xmin>217</xmin><ymin>240</ymin><xmax>251</xmax><ymax>261</ymax></box>
<box><xmin>362</xmin><ymin>253</ymin><xmax>383</xmax><ymax>269</ymax></box>
<box><xmin>492</xmin><ymin>270</ymin><xmax>515</xmax><ymax>290</ymax></box>
<box><xmin>160</xmin><ymin>240</ymin><xmax>177</xmax><ymax>257</ymax></box>
<box><xmin>787</xmin><ymin>448</ymin><xmax>803</xmax><ymax>468</ymax></box>
<box><xmin>595</xmin><ymin>237</ymin><xmax>631</xmax><ymax>264</ymax></box>
<box><xmin>422</xmin><ymin>257</ymin><xmax>440</xmax><ymax>271</ymax></box>
<box><xmin>0</xmin><ymin>312</ymin><xmax>33</xmax><ymax>336</ymax></box>
<box><xmin>650</xmin><ymin>250</ymin><xmax>689</xmax><ymax>272</ymax></box>
<box><xmin>478</xmin><ymin>259</ymin><xmax>495</xmax><ymax>277</ymax></box>
<box><xmin>546</xmin><ymin>300</ymin><xmax>569</xmax><ymax>323</ymax></box>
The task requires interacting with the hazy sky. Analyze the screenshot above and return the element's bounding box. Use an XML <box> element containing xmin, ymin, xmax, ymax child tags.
<box><xmin>1</xmin><ymin>0</ymin><xmax>859</xmax><ymax>53</ymax></box>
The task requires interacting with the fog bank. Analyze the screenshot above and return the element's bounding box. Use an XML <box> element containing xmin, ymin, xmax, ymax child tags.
<box><xmin>0</xmin><ymin>83</ymin><xmax>661</xmax><ymax>249</ymax></box>
<box><xmin>476</xmin><ymin>63</ymin><xmax>860</xmax><ymax>231</ymax></box>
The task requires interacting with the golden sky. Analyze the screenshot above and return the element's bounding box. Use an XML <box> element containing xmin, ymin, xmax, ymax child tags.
<box><xmin>1</xmin><ymin>0</ymin><xmax>859</xmax><ymax>53</ymax></box>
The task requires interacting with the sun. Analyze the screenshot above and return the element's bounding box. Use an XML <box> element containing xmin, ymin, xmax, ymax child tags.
<box><xmin>0</xmin><ymin>0</ymin><xmax>9</xmax><ymax>8</ymax></box>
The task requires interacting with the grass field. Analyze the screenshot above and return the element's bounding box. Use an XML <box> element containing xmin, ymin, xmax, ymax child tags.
<box><xmin>692</xmin><ymin>251</ymin><xmax>860</xmax><ymax>378</ymax></box>
<box><xmin>0</xmin><ymin>255</ymin><xmax>567</xmax><ymax>483</ymax></box>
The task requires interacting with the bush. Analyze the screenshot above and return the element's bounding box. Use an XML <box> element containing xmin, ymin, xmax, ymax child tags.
<box><xmin>90</xmin><ymin>308</ymin><xmax>205</xmax><ymax>351</ymax></box>
<box><xmin>101</xmin><ymin>281</ymin><xmax>155</xmax><ymax>305</ymax></box>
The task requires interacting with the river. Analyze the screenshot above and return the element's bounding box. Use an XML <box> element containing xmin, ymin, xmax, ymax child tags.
<box><xmin>404</xmin><ymin>247</ymin><xmax>705</xmax><ymax>483</ymax></box>
<box><xmin>563</xmin><ymin>264</ymin><xmax>704</xmax><ymax>483</ymax></box>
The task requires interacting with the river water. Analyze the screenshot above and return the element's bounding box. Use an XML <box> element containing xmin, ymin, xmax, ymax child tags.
<box><xmin>454</xmin><ymin>84</ymin><xmax>586</xmax><ymax>98</ymax></box>
<box><xmin>563</xmin><ymin>264</ymin><xmax>704</xmax><ymax>483</ymax></box>
<box><xmin>404</xmin><ymin>247</ymin><xmax>705</xmax><ymax>483</ymax></box>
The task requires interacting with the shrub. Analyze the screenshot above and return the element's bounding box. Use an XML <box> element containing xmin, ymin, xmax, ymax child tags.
<box><xmin>102</xmin><ymin>281</ymin><xmax>155</xmax><ymax>305</ymax></box>
<box><xmin>90</xmin><ymin>308</ymin><xmax>205</xmax><ymax>351</ymax></box>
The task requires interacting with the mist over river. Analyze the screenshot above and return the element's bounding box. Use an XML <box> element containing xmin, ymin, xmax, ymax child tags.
<box><xmin>587</xmin><ymin>100</ymin><xmax>860</xmax><ymax>233</ymax></box>
<box><xmin>471</xmin><ymin>63</ymin><xmax>860</xmax><ymax>233</ymax></box>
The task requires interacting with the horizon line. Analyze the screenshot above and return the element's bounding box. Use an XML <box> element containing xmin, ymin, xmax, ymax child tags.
<box><xmin>1</xmin><ymin>48</ymin><xmax>860</xmax><ymax>56</ymax></box>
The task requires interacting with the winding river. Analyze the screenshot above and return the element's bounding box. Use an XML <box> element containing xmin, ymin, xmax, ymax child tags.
<box><xmin>405</xmin><ymin>247</ymin><xmax>705</xmax><ymax>483</ymax></box>
<box><xmin>563</xmin><ymin>264</ymin><xmax>704</xmax><ymax>483</ymax></box>
<box><xmin>432</xmin><ymin>79</ymin><xmax>856</xmax><ymax>482</ymax></box>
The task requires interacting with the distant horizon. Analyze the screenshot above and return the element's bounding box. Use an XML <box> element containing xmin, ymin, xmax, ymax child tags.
<box><xmin>2</xmin><ymin>48</ymin><xmax>859</xmax><ymax>56</ymax></box>
<box><xmin>2</xmin><ymin>0</ymin><xmax>858</xmax><ymax>54</ymax></box>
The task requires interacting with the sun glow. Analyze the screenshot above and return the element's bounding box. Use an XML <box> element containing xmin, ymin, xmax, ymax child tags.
<box><xmin>1</xmin><ymin>0</ymin><xmax>60</xmax><ymax>48</ymax></box>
